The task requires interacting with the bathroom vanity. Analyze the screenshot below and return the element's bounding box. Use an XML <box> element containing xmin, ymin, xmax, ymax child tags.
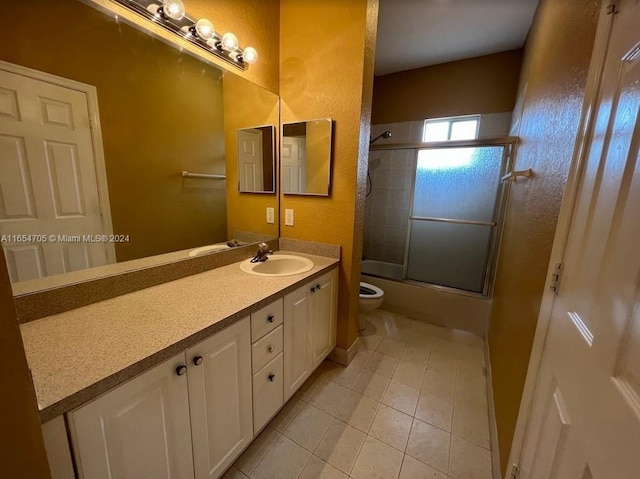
<box><xmin>22</xmin><ymin>251</ymin><xmax>339</xmax><ymax>479</ymax></box>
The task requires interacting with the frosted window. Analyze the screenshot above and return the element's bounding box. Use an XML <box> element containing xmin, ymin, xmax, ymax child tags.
<box><xmin>406</xmin><ymin>222</ymin><xmax>492</xmax><ymax>293</ymax></box>
<box><xmin>413</xmin><ymin>146</ymin><xmax>504</xmax><ymax>222</ymax></box>
<box><xmin>450</xmin><ymin>120</ymin><xmax>478</xmax><ymax>140</ymax></box>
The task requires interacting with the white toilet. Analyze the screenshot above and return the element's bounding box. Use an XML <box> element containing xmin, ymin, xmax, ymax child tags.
<box><xmin>358</xmin><ymin>281</ymin><xmax>384</xmax><ymax>330</ymax></box>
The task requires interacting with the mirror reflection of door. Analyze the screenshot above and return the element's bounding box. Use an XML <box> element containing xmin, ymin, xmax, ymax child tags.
<box><xmin>237</xmin><ymin>128</ymin><xmax>263</xmax><ymax>192</ymax></box>
<box><xmin>0</xmin><ymin>65</ymin><xmax>114</xmax><ymax>283</ymax></box>
<box><xmin>281</xmin><ymin>136</ymin><xmax>306</xmax><ymax>194</ymax></box>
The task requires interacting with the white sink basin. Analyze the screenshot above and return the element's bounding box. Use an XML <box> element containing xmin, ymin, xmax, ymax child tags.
<box><xmin>239</xmin><ymin>254</ymin><xmax>314</xmax><ymax>276</ymax></box>
<box><xmin>188</xmin><ymin>244</ymin><xmax>231</xmax><ymax>257</ymax></box>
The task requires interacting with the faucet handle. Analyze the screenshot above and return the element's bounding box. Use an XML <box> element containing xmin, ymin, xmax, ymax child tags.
<box><xmin>257</xmin><ymin>242</ymin><xmax>269</xmax><ymax>253</ymax></box>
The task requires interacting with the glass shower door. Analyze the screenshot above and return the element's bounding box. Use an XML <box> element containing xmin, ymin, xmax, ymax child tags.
<box><xmin>406</xmin><ymin>145</ymin><xmax>507</xmax><ymax>294</ymax></box>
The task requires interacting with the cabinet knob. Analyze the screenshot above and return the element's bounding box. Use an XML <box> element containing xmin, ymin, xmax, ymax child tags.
<box><xmin>268</xmin><ymin>373</ymin><xmax>276</xmax><ymax>382</ymax></box>
<box><xmin>316</xmin><ymin>283</ymin><xmax>322</xmax><ymax>290</ymax></box>
<box><xmin>267</xmin><ymin>345</ymin><xmax>274</xmax><ymax>353</ymax></box>
<box><xmin>267</xmin><ymin>315</ymin><xmax>275</xmax><ymax>323</ymax></box>
<box><xmin>311</xmin><ymin>286</ymin><xmax>316</xmax><ymax>293</ymax></box>
<box><xmin>193</xmin><ymin>355</ymin><xmax>203</xmax><ymax>366</ymax></box>
<box><xmin>176</xmin><ymin>365</ymin><xmax>187</xmax><ymax>376</ymax></box>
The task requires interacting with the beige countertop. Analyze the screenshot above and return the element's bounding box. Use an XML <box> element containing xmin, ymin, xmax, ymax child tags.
<box><xmin>20</xmin><ymin>251</ymin><xmax>339</xmax><ymax>422</ymax></box>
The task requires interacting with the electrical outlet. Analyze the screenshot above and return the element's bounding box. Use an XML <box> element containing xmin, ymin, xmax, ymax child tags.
<box><xmin>266</xmin><ymin>207</ymin><xmax>275</xmax><ymax>224</ymax></box>
<box><xmin>285</xmin><ymin>209</ymin><xmax>294</xmax><ymax>226</ymax></box>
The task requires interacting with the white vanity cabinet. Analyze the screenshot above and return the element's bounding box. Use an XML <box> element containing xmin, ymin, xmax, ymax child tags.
<box><xmin>68</xmin><ymin>317</ymin><xmax>252</xmax><ymax>479</ymax></box>
<box><xmin>284</xmin><ymin>268</ymin><xmax>338</xmax><ymax>401</ymax></box>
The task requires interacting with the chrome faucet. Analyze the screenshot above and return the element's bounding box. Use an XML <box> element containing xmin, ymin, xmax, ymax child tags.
<box><xmin>250</xmin><ymin>242</ymin><xmax>273</xmax><ymax>263</ymax></box>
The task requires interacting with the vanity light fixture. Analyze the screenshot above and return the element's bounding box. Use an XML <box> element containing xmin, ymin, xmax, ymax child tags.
<box><xmin>115</xmin><ymin>0</ymin><xmax>257</xmax><ymax>70</ymax></box>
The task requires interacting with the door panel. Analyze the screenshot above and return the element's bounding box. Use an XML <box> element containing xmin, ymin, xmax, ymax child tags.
<box><xmin>187</xmin><ymin>317</ymin><xmax>253</xmax><ymax>479</ymax></box>
<box><xmin>284</xmin><ymin>283</ymin><xmax>312</xmax><ymax>401</ymax></box>
<box><xmin>311</xmin><ymin>270</ymin><xmax>337</xmax><ymax>367</ymax></box>
<box><xmin>519</xmin><ymin>3</ymin><xmax>640</xmax><ymax>477</ymax></box>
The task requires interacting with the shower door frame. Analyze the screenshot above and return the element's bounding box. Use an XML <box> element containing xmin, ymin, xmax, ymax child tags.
<box><xmin>370</xmin><ymin>137</ymin><xmax>517</xmax><ymax>298</ymax></box>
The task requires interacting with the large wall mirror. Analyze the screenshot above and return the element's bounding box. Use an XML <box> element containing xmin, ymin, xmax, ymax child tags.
<box><xmin>0</xmin><ymin>0</ymin><xmax>279</xmax><ymax>292</ymax></box>
<box><xmin>282</xmin><ymin>119</ymin><xmax>333</xmax><ymax>196</ymax></box>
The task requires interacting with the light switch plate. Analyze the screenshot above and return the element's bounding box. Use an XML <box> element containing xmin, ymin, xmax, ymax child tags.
<box><xmin>266</xmin><ymin>207</ymin><xmax>275</xmax><ymax>224</ymax></box>
<box><xmin>285</xmin><ymin>209</ymin><xmax>294</xmax><ymax>226</ymax></box>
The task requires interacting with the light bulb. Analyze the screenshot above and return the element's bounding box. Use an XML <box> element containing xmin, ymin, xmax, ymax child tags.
<box><xmin>195</xmin><ymin>19</ymin><xmax>215</xmax><ymax>40</ymax></box>
<box><xmin>241</xmin><ymin>47</ymin><xmax>258</xmax><ymax>64</ymax></box>
<box><xmin>221</xmin><ymin>32</ymin><xmax>239</xmax><ymax>52</ymax></box>
<box><xmin>162</xmin><ymin>0</ymin><xmax>185</xmax><ymax>20</ymax></box>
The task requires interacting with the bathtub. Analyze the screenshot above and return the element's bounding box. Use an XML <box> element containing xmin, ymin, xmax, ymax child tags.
<box><xmin>361</xmin><ymin>259</ymin><xmax>490</xmax><ymax>335</ymax></box>
<box><xmin>361</xmin><ymin>259</ymin><xmax>404</xmax><ymax>280</ymax></box>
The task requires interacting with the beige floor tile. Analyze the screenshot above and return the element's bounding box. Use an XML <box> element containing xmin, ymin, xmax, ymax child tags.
<box><xmin>377</xmin><ymin>338</ymin><xmax>406</xmax><ymax>358</ymax></box>
<box><xmin>234</xmin><ymin>427</ymin><xmax>280</xmax><ymax>476</ymax></box>
<box><xmin>327</xmin><ymin>361</ymin><xmax>364</xmax><ymax>389</ymax></box>
<box><xmin>360</xmin><ymin>333</ymin><xmax>384</xmax><ymax>351</ymax></box>
<box><xmin>448</xmin><ymin>436</ymin><xmax>492</xmax><ymax>479</ymax></box>
<box><xmin>415</xmin><ymin>393</ymin><xmax>453</xmax><ymax>432</ymax></box>
<box><xmin>336</xmin><ymin>391</ymin><xmax>380</xmax><ymax>432</ymax></box>
<box><xmin>399</xmin><ymin>455</ymin><xmax>447</xmax><ymax>479</ymax></box>
<box><xmin>353</xmin><ymin>369</ymin><xmax>391</xmax><ymax>401</ymax></box>
<box><xmin>428</xmin><ymin>350</ymin><xmax>457</xmax><ymax>374</ymax></box>
<box><xmin>250</xmin><ymin>435</ymin><xmax>311</xmax><ymax>479</ymax></box>
<box><xmin>315</xmin><ymin>419</ymin><xmax>366</xmax><ymax>474</ymax></box>
<box><xmin>365</xmin><ymin>352</ymin><xmax>399</xmax><ymax>378</ymax></box>
<box><xmin>393</xmin><ymin>361</ymin><xmax>427</xmax><ymax>389</ymax></box>
<box><xmin>456</xmin><ymin>345</ymin><xmax>485</xmax><ymax>366</ymax></box>
<box><xmin>283</xmin><ymin>403</ymin><xmax>333</xmax><ymax>452</ymax></box>
<box><xmin>222</xmin><ymin>466</ymin><xmax>249</xmax><ymax>479</ymax></box>
<box><xmin>452</xmin><ymin>405</ymin><xmax>490</xmax><ymax>449</ymax></box>
<box><xmin>421</xmin><ymin>369</ymin><xmax>455</xmax><ymax>400</ymax></box>
<box><xmin>306</xmin><ymin>379</ymin><xmax>350</xmax><ymax>415</ymax></box>
<box><xmin>299</xmin><ymin>455</ymin><xmax>348</xmax><ymax>479</ymax></box>
<box><xmin>269</xmin><ymin>399</ymin><xmax>304</xmax><ymax>433</ymax></box>
<box><xmin>350</xmin><ymin>347</ymin><xmax>374</xmax><ymax>369</ymax></box>
<box><xmin>406</xmin><ymin>418</ymin><xmax>451</xmax><ymax>474</ymax></box>
<box><xmin>431</xmin><ymin>337</ymin><xmax>461</xmax><ymax>356</ymax></box>
<box><xmin>400</xmin><ymin>344</ymin><xmax>431</xmax><ymax>367</ymax></box>
<box><xmin>351</xmin><ymin>435</ymin><xmax>404</xmax><ymax>479</ymax></box>
<box><xmin>369</xmin><ymin>404</ymin><xmax>413</xmax><ymax>452</ymax></box>
<box><xmin>455</xmin><ymin>379</ymin><xmax>488</xmax><ymax>413</ymax></box>
<box><xmin>382</xmin><ymin>380</ymin><xmax>420</xmax><ymax>416</ymax></box>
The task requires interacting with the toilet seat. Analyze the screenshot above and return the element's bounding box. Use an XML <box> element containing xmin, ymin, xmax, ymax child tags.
<box><xmin>359</xmin><ymin>281</ymin><xmax>383</xmax><ymax>299</ymax></box>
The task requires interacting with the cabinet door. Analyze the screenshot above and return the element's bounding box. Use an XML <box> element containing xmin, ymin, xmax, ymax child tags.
<box><xmin>69</xmin><ymin>353</ymin><xmax>194</xmax><ymax>479</ymax></box>
<box><xmin>187</xmin><ymin>317</ymin><xmax>253</xmax><ymax>479</ymax></box>
<box><xmin>283</xmin><ymin>282</ymin><xmax>313</xmax><ymax>401</ymax></box>
<box><xmin>311</xmin><ymin>268</ymin><xmax>338</xmax><ymax>368</ymax></box>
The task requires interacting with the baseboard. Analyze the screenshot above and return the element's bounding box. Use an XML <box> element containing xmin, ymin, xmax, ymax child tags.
<box><xmin>485</xmin><ymin>340</ymin><xmax>503</xmax><ymax>479</ymax></box>
<box><xmin>328</xmin><ymin>337</ymin><xmax>359</xmax><ymax>366</ymax></box>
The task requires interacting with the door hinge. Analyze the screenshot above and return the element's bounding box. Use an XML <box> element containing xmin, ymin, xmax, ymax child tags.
<box><xmin>607</xmin><ymin>1</ymin><xmax>619</xmax><ymax>14</ymax></box>
<box><xmin>510</xmin><ymin>464</ymin><xmax>521</xmax><ymax>479</ymax></box>
<box><xmin>550</xmin><ymin>262</ymin><xmax>563</xmax><ymax>294</ymax></box>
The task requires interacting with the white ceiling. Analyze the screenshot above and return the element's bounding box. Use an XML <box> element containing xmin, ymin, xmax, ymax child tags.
<box><xmin>375</xmin><ymin>0</ymin><xmax>539</xmax><ymax>76</ymax></box>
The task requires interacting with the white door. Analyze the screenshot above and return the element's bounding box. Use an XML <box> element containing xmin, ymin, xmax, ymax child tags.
<box><xmin>281</xmin><ymin>137</ymin><xmax>306</xmax><ymax>193</ymax></box>
<box><xmin>0</xmin><ymin>66</ymin><xmax>112</xmax><ymax>282</ymax></box>
<box><xmin>518</xmin><ymin>2</ymin><xmax>640</xmax><ymax>478</ymax></box>
<box><xmin>69</xmin><ymin>353</ymin><xmax>194</xmax><ymax>479</ymax></box>
<box><xmin>284</xmin><ymin>281</ymin><xmax>313</xmax><ymax>401</ymax></box>
<box><xmin>310</xmin><ymin>269</ymin><xmax>338</xmax><ymax>368</ymax></box>
<box><xmin>237</xmin><ymin>128</ymin><xmax>263</xmax><ymax>192</ymax></box>
<box><xmin>187</xmin><ymin>317</ymin><xmax>253</xmax><ymax>479</ymax></box>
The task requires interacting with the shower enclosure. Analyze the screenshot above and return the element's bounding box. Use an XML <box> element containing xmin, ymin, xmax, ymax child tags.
<box><xmin>363</xmin><ymin>138</ymin><xmax>514</xmax><ymax>297</ymax></box>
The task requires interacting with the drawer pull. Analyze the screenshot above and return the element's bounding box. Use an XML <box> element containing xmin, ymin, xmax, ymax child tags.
<box><xmin>267</xmin><ymin>315</ymin><xmax>275</xmax><ymax>323</ymax></box>
<box><xmin>176</xmin><ymin>365</ymin><xmax>187</xmax><ymax>376</ymax></box>
<box><xmin>267</xmin><ymin>345</ymin><xmax>274</xmax><ymax>353</ymax></box>
<box><xmin>193</xmin><ymin>356</ymin><xmax>203</xmax><ymax>366</ymax></box>
<box><xmin>268</xmin><ymin>373</ymin><xmax>276</xmax><ymax>382</ymax></box>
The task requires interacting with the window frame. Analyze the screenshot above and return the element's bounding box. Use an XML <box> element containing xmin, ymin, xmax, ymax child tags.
<box><xmin>423</xmin><ymin>114</ymin><xmax>481</xmax><ymax>142</ymax></box>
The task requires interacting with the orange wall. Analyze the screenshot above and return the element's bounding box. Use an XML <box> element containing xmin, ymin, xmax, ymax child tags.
<box><xmin>224</xmin><ymin>73</ymin><xmax>279</xmax><ymax>239</ymax></box>
<box><xmin>0</xmin><ymin>250</ymin><xmax>51</xmax><ymax>478</ymax></box>
<box><xmin>280</xmin><ymin>0</ymin><xmax>379</xmax><ymax>350</ymax></box>
<box><xmin>372</xmin><ymin>49</ymin><xmax>523</xmax><ymax>124</ymax></box>
<box><xmin>488</xmin><ymin>0</ymin><xmax>601</xmax><ymax>473</ymax></box>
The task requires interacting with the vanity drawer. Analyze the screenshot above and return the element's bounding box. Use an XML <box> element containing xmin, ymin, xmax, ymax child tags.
<box><xmin>251</xmin><ymin>297</ymin><xmax>283</xmax><ymax>341</ymax></box>
<box><xmin>253</xmin><ymin>352</ymin><xmax>284</xmax><ymax>433</ymax></box>
<box><xmin>252</xmin><ymin>325</ymin><xmax>283</xmax><ymax>372</ymax></box>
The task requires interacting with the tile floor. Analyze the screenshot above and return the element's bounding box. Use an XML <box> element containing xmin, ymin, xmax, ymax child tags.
<box><xmin>226</xmin><ymin>309</ymin><xmax>492</xmax><ymax>479</ymax></box>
